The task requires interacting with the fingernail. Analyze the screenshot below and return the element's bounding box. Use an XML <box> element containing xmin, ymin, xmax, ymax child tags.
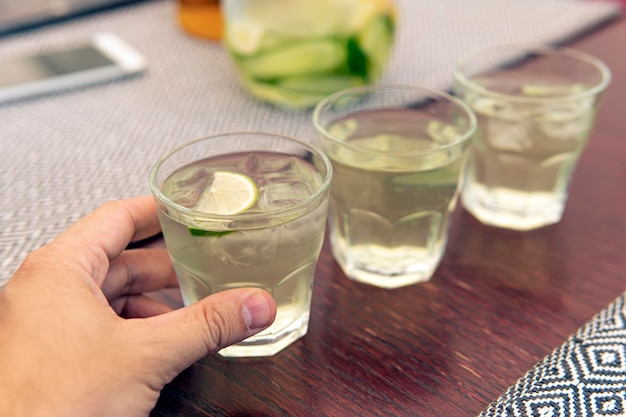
<box><xmin>242</xmin><ymin>293</ymin><xmax>273</xmax><ymax>330</ymax></box>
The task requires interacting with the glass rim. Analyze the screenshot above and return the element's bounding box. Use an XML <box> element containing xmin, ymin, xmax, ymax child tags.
<box><xmin>312</xmin><ymin>84</ymin><xmax>477</xmax><ymax>157</ymax></box>
<box><xmin>149</xmin><ymin>132</ymin><xmax>333</xmax><ymax>222</ymax></box>
<box><xmin>453</xmin><ymin>43</ymin><xmax>612</xmax><ymax>103</ymax></box>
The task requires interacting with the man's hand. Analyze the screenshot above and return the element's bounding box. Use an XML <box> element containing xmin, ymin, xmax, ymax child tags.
<box><xmin>0</xmin><ymin>196</ymin><xmax>276</xmax><ymax>417</ymax></box>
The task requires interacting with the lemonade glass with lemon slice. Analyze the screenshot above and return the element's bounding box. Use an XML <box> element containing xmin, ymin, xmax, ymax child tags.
<box><xmin>314</xmin><ymin>85</ymin><xmax>476</xmax><ymax>289</ymax></box>
<box><xmin>150</xmin><ymin>133</ymin><xmax>332</xmax><ymax>357</ymax></box>
<box><xmin>454</xmin><ymin>45</ymin><xmax>611</xmax><ymax>230</ymax></box>
<box><xmin>222</xmin><ymin>0</ymin><xmax>396</xmax><ymax>110</ymax></box>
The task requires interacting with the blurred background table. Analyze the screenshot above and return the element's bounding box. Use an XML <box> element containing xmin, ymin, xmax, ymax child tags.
<box><xmin>0</xmin><ymin>1</ymin><xmax>624</xmax><ymax>416</ymax></box>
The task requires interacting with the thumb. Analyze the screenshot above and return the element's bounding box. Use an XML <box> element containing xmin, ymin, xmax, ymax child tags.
<box><xmin>143</xmin><ymin>288</ymin><xmax>276</xmax><ymax>377</ymax></box>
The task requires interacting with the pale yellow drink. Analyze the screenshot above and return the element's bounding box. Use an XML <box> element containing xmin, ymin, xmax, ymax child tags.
<box><xmin>314</xmin><ymin>86</ymin><xmax>476</xmax><ymax>288</ymax></box>
<box><xmin>454</xmin><ymin>45</ymin><xmax>611</xmax><ymax>230</ymax></box>
<box><xmin>150</xmin><ymin>134</ymin><xmax>332</xmax><ymax>357</ymax></box>
<box><xmin>461</xmin><ymin>80</ymin><xmax>595</xmax><ymax>230</ymax></box>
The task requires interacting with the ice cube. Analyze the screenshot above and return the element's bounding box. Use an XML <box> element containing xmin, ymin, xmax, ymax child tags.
<box><xmin>239</xmin><ymin>154</ymin><xmax>261</xmax><ymax>176</ymax></box>
<box><xmin>210</xmin><ymin>228</ymin><xmax>280</xmax><ymax>266</ymax></box>
<box><xmin>169</xmin><ymin>169</ymin><xmax>213</xmax><ymax>208</ymax></box>
<box><xmin>258</xmin><ymin>181</ymin><xmax>313</xmax><ymax>211</ymax></box>
<box><xmin>472</xmin><ymin>96</ymin><xmax>525</xmax><ymax>121</ymax></box>
<box><xmin>251</xmin><ymin>157</ymin><xmax>296</xmax><ymax>191</ymax></box>
<box><xmin>427</xmin><ymin>120</ymin><xmax>460</xmax><ymax>145</ymax></box>
<box><xmin>472</xmin><ymin>97</ymin><xmax>533</xmax><ymax>151</ymax></box>
<box><xmin>283</xmin><ymin>204</ymin><xmax>326</xmax><ymax>244</ymax></box>
<box><xmin>486</xmin><ymin>118</ymin><xmax>532</xmax><ymax>151</ymax></box>
<box><xmin>259</xmin><ymin>155</ymin><xmax>293</xmax><ymax>174</ymax></box>
<box><xmin>239</xmin><ymin>154</ymin><xmax>293</xmax><ymax>177</ymax></box>
<box><xmin>539</xmin><ymin>100</ymin><xmax>594</xmax><ymax>142</ymax></box>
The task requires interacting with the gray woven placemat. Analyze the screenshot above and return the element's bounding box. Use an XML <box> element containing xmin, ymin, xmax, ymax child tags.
<box><xmin>0</xmin><ymin>0</ymin><xmax>620</xmax><ymax>286</ymax></box>
<box><xmin>480</xmin><ymin>292</ymin><xmax>626</xmax><ymax>417</ymax></box>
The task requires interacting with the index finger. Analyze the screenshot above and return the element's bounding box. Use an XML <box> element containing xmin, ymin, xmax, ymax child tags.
<box><xmin>53</xmin><ymin>195</ymin><xmax>162</xmax><ymax>277</ymax></box>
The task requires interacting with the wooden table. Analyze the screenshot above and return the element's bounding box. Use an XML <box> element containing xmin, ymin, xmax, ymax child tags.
<box><xmin>151</xmin><ymin>16</ymin><xmax>626</xmax><ymax>417</ymax></box>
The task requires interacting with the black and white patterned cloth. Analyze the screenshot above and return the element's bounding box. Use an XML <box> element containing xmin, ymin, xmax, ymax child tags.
<box><xmin>481</xmin><ymin>293</ymin><xmax>626</xmax><ymax>417</ymax></box>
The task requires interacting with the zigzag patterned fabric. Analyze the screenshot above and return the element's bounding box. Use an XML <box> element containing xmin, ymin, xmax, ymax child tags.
<box><xmin>480</xmin><ymin>293</ymin><xmax>626</xmax><ymax>417</ymax></box>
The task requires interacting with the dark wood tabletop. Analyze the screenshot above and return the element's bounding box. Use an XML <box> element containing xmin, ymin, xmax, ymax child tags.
<box><xmin>151</xmin><ymin>16</ymin><xmax>626</xmax><ymax>417</ymax></box>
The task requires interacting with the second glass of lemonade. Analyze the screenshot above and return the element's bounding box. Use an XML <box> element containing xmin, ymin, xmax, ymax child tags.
<box><xmin>314</xmin><ymin>85</ymin><xmax>476</xmax><ymax>289</ymax></box>
<box><xmin>150</xmin><ymin>133</ymin><xmax>332</xmax><ymax>357</ymax></box>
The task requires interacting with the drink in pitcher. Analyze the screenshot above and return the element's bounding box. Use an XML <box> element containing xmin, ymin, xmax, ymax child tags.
<box><xmin>223</xmin><ymin>0</ymin><xmax>395</xmax><ymax>109</ymax></box>
<box><xmin>150</xmin><ymin>133</ymin><xmax>332</xmax><ymax>357</ymax></box>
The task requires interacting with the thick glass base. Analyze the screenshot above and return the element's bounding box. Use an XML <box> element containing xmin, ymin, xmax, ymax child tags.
<box><xmin>218</xmin><ymin>312</ymin><xmax>309</xmax><ymax>358</ymax></box>
<box><xmin>462</xmin><ymin>184</ymin><xmax>565</xmax><ymax>231</ymax></box>
<box><xmin>330</xmin><ymin>237</ymin><xmax>444</xmax><ymax>289</ymax></box>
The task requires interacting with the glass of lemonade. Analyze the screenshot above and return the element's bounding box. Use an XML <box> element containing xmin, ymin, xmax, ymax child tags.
<box><xmin>313</xmin><ymin>85</ymin><xmax>476</xmax><ymax>289</ymax></box>
<box><xmin>222</xmin><ymin>0</ymin><xmax>396</xmax><ymax>110</ymax></box>
<box><xmin>454</xmin><ymin>44</ymin><xmax>611</xmax><ymax>231</ymax></box>
<box><xmin>150</xmin><ymin>133</ymin><xmax>332</xmax><ymax>357</ymax></box>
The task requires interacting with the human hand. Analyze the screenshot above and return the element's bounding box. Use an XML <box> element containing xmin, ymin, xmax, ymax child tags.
<box><xmin>0</xmin><ymin>196</ymin><xmax>276</xmax><ymax>417</ymax></box>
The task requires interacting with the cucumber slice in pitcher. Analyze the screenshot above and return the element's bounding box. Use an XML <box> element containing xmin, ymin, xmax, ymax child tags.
<box><xmin>242</xmin><ymin>78</ymin><xmax>328</xmax><ymax>109</ymax></box>
<box><xmin>357</xmin><ymin>14</ymin><xmax>395</xmax><ymax>79</ymax></box>
<box><xmin>237</xmin><ymin>39</ymin><xmax>345</xmax><ymax>79</ymax></box>
<box><xmin>277</xmin><ymin>74</ymin><xmax>365</xmax><ymax>95</ymax></box>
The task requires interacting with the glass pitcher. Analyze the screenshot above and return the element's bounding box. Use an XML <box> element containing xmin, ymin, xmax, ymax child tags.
<box><xmin>223</xmin><ymin>0</ymin><xmax>396</xmax><ymax>110</ymax></box>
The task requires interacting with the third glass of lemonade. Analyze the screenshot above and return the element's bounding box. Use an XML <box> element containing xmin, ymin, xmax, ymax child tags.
<box><xmin>454</xmin><ymin>44</ymin><xmax>611</xmax><ymax>231</ymax></box>
<box><xmin>150</xmin><ymin>133</ymin><xmax>332</xmax><ymax>357</ymax></box>
<box><xmin>314</xmin><ymin>85</ymin><xmax>476</xmax><ymax>289</ymax></box>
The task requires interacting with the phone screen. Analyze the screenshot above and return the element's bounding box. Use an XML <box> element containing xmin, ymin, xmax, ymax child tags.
<box><xmin>0</xmin><ymin>33</ymin><xmax>146</xmax><ymax>103</ymax></box>
<box><xmin>0</xmin><ymin>46</ymin><xmax>116</xmax><ymax>88</ymax></box>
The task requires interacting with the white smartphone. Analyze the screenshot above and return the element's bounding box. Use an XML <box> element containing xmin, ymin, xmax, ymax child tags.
<box><xmin>0</xmin><ymin>32</ymin><xmax>147</xmax><ymax>104</ymax></box>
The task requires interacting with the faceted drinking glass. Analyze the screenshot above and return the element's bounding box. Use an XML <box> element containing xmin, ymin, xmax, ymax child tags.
<box><xmin>150</xmin><ymin>132</ymin><xmax>332</xmax><ymax>357</ymax></box>
<box><xmin>454</xmin><ymin>44</ymin><xmax>611</xmax><ymax>231</ymax></box>
<box><xmin>313</xmin><ymin>85</ymin><xmax>476</xmax><ymax>289</ymax></box>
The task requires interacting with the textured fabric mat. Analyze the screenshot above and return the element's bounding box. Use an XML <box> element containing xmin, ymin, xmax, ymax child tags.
<box><xmin>480</xmin><ymin>293</ymin><xmax>626</xmax><ymax>417</ymax></box>
<box><xmin>0</xmin><ymin>1</ymin><xmax>623</xmax><ymax>416</ymax></box>
<box><xmin>0</xmin><ymin>0</ymin><xmax>620</xmax><ymax>284</ymax></box>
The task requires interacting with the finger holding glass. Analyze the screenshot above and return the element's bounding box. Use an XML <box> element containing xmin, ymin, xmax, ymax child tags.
<box><xmin>0</xmin><ymin>196</ymin><xmax>276</xmax><ymax>417</ymax></box>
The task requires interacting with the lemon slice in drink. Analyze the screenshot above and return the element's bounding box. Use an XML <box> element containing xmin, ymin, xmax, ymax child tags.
<box><xmin>196</xmin><ymin>171</ymin><xmax>258</xmax><ymax>215</ymax></box>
